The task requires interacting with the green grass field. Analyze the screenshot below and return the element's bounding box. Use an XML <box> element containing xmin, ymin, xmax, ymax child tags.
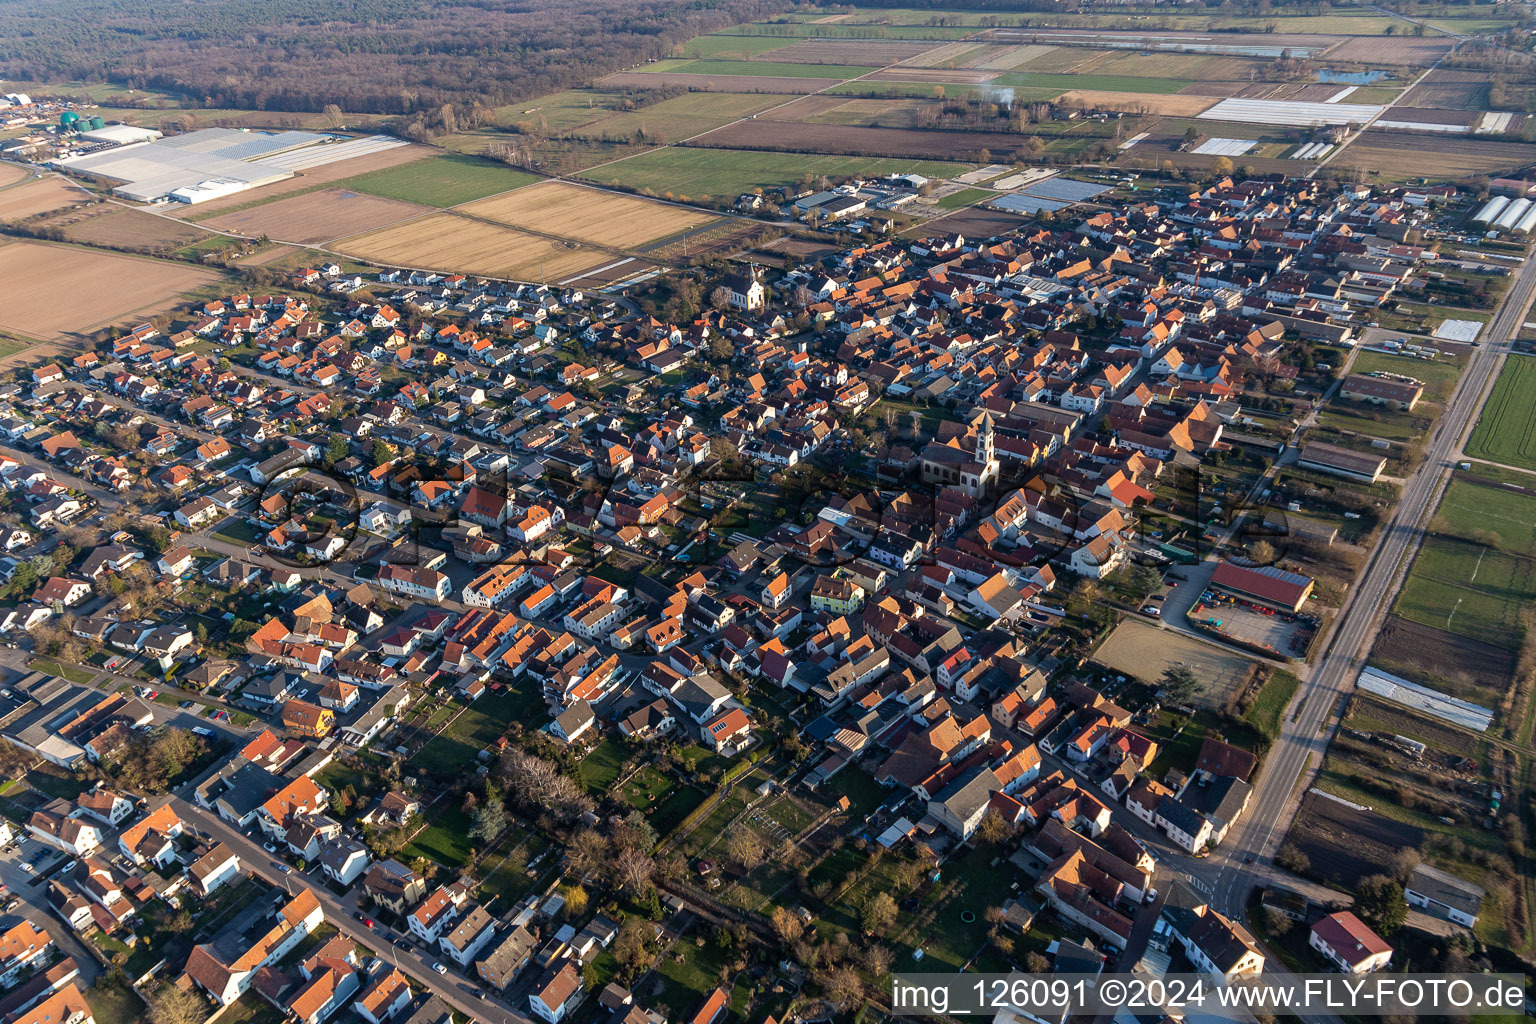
<box><xmin>935</xmin><ymin>187</ymin><xmax>992</xmax><ymax>210</ymax></box>
<box><xmin>415</xmin><ymin>686</ymin><xmax>543</xmax><ymax>773</ymax></box>
<box><xmin>585</xmin><ymin>147</ymin><xmax>969</xmax><ymax>198</ymax></box>
<box><xmin>578</xmin><ymin>736</ymin><xmax>628</xmax><ymax>792</ymax></box>
<box><xmin>1396</xmin><ymin>530</ymin><xmax>1536</xmax><ymax>651</ymax></box>
<box><xmin>995</xmin><ymin>71</ymin><xmax>1193</xmax><ymax>94</ymax></box>
<box><xmin>1350</xmin><ymin>349</ymin><xmax>1463</xmax><ymax>403</ymax></box>
<box><xmin>1436</xmin><ymin>477</ymin><xmax>1536</xmax><ymax>558</ymax></box>
<box><xmin>661</xmin><ymin>59</ymin><xmax>879</xmax><ymax>79</ymax></box>
<box><xmin>572</xmin><ymin>92</ymin><xmax>784</xmax><ymax>143</ymax></box>
<box><xmin>340</xmin><ymin>153</ymin><xmax>539</xmax><ymax>208</ymax></box>
<box><xmin>1467</xmin><ymin>354</ymin><xmax>1536</xmax><ymax>471</ymax></box>
<box><xmin>1245</xmin><ymin>670</ymin><xmax>1300</xmax><ymax>740</ymax></box>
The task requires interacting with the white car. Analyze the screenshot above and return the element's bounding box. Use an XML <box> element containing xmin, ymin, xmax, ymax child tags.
<box><xmin>432</xmin><ymin>962</ymin><xmax>447</xmax><ymax>975</ymax></box>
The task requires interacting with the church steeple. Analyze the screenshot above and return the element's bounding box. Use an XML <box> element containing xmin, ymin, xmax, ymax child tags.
<box><xmin>978</xmin><ymin>411</ymin><xmax>995</xmax><ymax>466</ymax></box>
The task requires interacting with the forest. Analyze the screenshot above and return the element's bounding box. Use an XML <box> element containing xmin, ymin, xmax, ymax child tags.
<box><xmin>0</xmin><ymin>0</ymin><xmax>789</xmax><ymax>114</ymax></box>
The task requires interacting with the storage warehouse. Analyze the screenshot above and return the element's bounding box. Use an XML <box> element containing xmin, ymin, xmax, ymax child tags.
<box><xmin>1338</xmin><ymin>373</ymin><xmax>1423</xmax><ymax>411</ymax></box>
<box><xmin>1209</xmin><ymin>561</ymin><xmax>1315</xmax><ymax>613</ymax></box>
<box><xmin>1297</xmin><ymin>441</ymin><xmax>1387</xmax><ymax>484</ymax></box>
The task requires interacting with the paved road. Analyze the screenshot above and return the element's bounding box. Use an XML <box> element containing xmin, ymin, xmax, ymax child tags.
<box><xmin>0</xmin><ymin>838</ymin><xmax>103</xmax><ymax>985</ymax></box>
<box><xmin>1207</xmin><ymin>245</ymin><xmax>1536</xmax><ymax>919</ymax></box>
<box><xmin>163</xmin><ymin>794</ymin><xmax>538</xmax><ymax>1024</ymax></box>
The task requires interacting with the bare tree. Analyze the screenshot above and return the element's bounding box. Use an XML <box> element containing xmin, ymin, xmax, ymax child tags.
<box><xmin>147</xmin><ymin>985</ymin><xmax>208</xmax><ymax>1024</ymax></box>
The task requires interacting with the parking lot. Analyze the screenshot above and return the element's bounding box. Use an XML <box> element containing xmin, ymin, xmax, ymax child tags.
<box><xmin>1188</xmin><ymin>590</ymin><xmax>1315</xmax><ymax>658</ymax></box>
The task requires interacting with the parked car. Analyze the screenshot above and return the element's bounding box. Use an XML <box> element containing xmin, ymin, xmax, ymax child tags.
<box><xmin>432</xmin><ymin>962</ymin><xmax>448</xmax><ymax>975</ymax></box>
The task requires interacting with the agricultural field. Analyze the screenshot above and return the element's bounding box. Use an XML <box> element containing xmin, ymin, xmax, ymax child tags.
<box><xmin>652</xmin><ymin>59</ymin><xmax>880</xmax><ymax>79</ymax></box>
<box><xmin>0</xmin><ymin>177</ymin><xmax>92</xmax><ymax>221</ymax></box>
<box><xmin>694</xmin><ymin>120</ymin><xmax>1054</xmax><ymax>162</ymax></box>
<box><xmin>337</xmin><ymin>213</ymin><xmax>604</xmax><ymax>282</ymax></box>
<box><xmin>1093</xmin><ymin>618</ymin><xmax>1254</xmax><ymax>710</ymax></box>
<box><xmin>0</xmin><ymin>240</ymin><xmax>221</xmax><ymax>339</ymax></box>
<box><xmin>1370</xmin><ymin>614</ymin><xmax>1515</xmax><ymax>711</ymax></box>
<box><xmin>1285</xmin><ymin>791</ymin><xmax>1425</xmax><ymax>889</ymax></box>
<box><xmin>58</xmin><ymin>207</ymin><xmax>213</xmax><ymax>253</ymax></box>
<box><xmin>338</xmin><ymin>153</ymin><xmax>539</xmax><ymax>208</ymax></box>
<box><xmin>1332</xmin><ymin>132</ymin><xmax>1536</xmax><ymax>183</ymax></box>
<box><xmin>1467</xmin><ymin>354</ymin><xmax>1536</xmax><ymax>471</ymax></box>
<box><xmin>760</xmin><ymin>38</ymin><xmax>944</xmax><ymax>65</ymax></box>
<box><xmin>1394</xmin><ymin>478</ymin><xmax>1536</xmax><ymax>653</ymax></box>
<box><xmin>204</xmin><ymin>189</ymin><xmax>434</xmax><ymax>245</ymax></box>
<box><xmin>462</xmin><ymin>181</ymin><xmax>720</xmax><ymax>248</ymax></box>
<box><xmin>582</xmin><ymin>147</ymin><xmax>969</xmax><ymax>199</ymax></box>
<box><xmin>675</xmin><ymin>34</ymin><xmax>800</xmax><ymax>59</ymax></box>
<box><xmin>0</xmin><ymin>164</ymin><xmax>26</xmax><ymax>188</ymax></box>
<box><xmin>571</xmin><ymin>92</ymin><xmax>785</xmax><ymax>143</ymax></box>
<box><xmin>1058</xmin><ymin>91</ymin><xmax>1216</xmax><ymax>116</ymax></box>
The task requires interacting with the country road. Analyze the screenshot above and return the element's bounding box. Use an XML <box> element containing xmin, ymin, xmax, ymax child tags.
<box><xmin>1208</xmin><ymin>246</ymin><xmax>1536</xmax><ymax>920</ymax></box>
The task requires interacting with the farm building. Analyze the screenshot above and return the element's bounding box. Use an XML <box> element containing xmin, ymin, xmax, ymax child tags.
<box><xmin>1338</xmin><ymin>373</ymin><xmax>1423</xmax><ymax>411</ymax></box>
<box><xmin>1209</xmin><ymin>560</ymin><xmax>1314</xmax><ymax>613</ymax></box>
<box><xmin>1405</xmin><ymin>863</ymin><xmax>1484</xmax><ymax>927</ymax></box>
<box><xmin>1297</xmin><ymin>442</ymin><xmax>1386</xmax><ymax>484</ymax></box>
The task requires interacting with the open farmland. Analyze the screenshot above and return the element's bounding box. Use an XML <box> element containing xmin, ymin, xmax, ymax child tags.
<box><xmin>1332</xmin><ymin>132</ymin><xmax>1536</xmax><ymax>182</ymax></box>
<box><xmin>461</xmin><ymin>181</ymin><xmax>719</xmax><ymax>248</ymax></box>
<box><xmin>1094</xmin><ymin>619</ymin><xmax>1254</xmax><ymax>710</ymax></box>
<box><xmin>1467</xmin><ymin>355</ymin><xmax>1536</xmax><ymax>471</ymax></box>
<box><xmin>0</xmin><ymin>240</ymin><xmax>220</xmax><ymax>338</ymax></box>
<box><xmin>56</xmin><ymin>207</ymin><xmax>212</xmax><ymax>253</ymax></box>
<box><xmin>656</xmin><ymin>59</ymin><xmax>878</xmax><ymax>79</ymax></box>
<box><xmin>571</xmin><ymin>92</ymin><xmax>785</xmax><ymax>143</ymax></box>
<box><xmin>693</xmin><ymin>121</ymin><xmax>1046</xmax><ymax>161</ymax></box>
<box><xmin>756</xmin><ymin>39</ymin><xmax>942</xmax><ymax>65</ymax></box>
<box><xmin>1371</xmin><ymin>614</ymin><xmax>1516</xmax><ymax>709</ymax></box>
<box><xmin>582</xmin><ymin>147</ymin><xmax>968</xmax><ymax>199</ymax></box>
<box><xmin>0</xmin><ymin>164</ymin><xmax>26</xmax><ymax>188</ymax></box>
<box><xmin>1286</xmin><ymin>791</ymin><xmax>1424</xmax><ymax>889</ymax></box>
<box><xmin>339</xmin><ymin>153</ymin><xmax>538</xmax><ymax>207</ymax></box>
<box><xmin>204</xmin><ymin>189</ymin><xmax>434</xmax><ymax>245</ymax></box>
<box><xmin>174</xmin><ymin>142</ymin><xmax>434</xmax><ymax>218</ymax></box>
<box><xmin>0</xmin><ymin>177</ymin><xmax>92</xmax><ymax>221</ymax></box>
<box><xmin>1058</xmin><ymin>90</ymin><xmax>1216</xmax><ymax>116</ymax></box>
<box><xmin>336</xmin><ymin>213</ymin><xmax>603</xmax><ymax>282</ymax></box>
<box><xmin>599</xmin><ymin>71</ymin><xmax>828</xmax><ymax>94</ymax></box>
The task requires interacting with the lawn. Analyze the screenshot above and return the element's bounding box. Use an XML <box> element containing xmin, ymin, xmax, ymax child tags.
<box><xmin>1244</xmin><ymin>669</ymin><xmax>1300</xmax><ymax>741</ymax></box>
<box><xmin>578</xmin><ymin>736</ymin><xmax>629</xmax><ymax>792</ymax></box>
<box><xmin>214</xmin><ymin>519</ymin><xmax>261</xmax><ymax>544</ymax></box>
<box><xmin>1467</xmin><ymin>354</ymin><xmax>1536</xmax><ymax>472</ymax></box>
<box><xmin>821</xmin><ymin>766</ymin><xmax>888</xmax><ymax>820</ymax></box>
<box><xmin>646</xmin><ymin>783</ymin><xmax>709</xmax><ymax>838</ymax></box>
<box><xmin>30</xmin><ymin>657</ymin><xmax>96</xmax><ymax>684</ymax></box>
<box><xmin>340</xmin><ymin>153</ymin><xmax>540</xmax><ymax>208</ymax></box>
<box><xmin>935</xmin><ymin>188</ymin><xmax>991</xmax><ymax>210</ymax></box>
<box><xmin>1350</xmin><ymin>349</ymin><xmax>1464</xmax><ymax>403</ymax></box>
<box><xmin>402</xmin><ymin>803</ymin><xmax>474</xmax><ymax>867</ymax></box>
<box><xmin>585</xmin><ymin>148</ymin><xmax>969</xmax><ymax>199</ymax></box>
<box><xmin>84</xmin><ymin>981</ymin><xmax>146</xmax><ymax>1024</ymax></box>
<box><xmin>1314</xmin><ymin>407</ymin><xmax>1421</xmax><ymax>442</ymax></box>
<box><xmin>415</xmin><ymin>685</ymin><xmax>544</xmax><ymax>774</ymax></box>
